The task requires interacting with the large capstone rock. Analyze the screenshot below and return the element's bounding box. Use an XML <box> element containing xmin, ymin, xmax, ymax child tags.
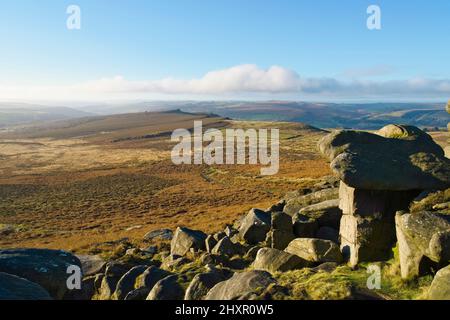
<box><xmin>205</xmin><ymin>270</ymin><xmax>276</xmax><ymax>300</ymax></box>
<box><xmin>0</xmin><ymin>249</ymin><xmax>82</xmax><ymax>299</ymax></box>
<box><xmin>170</xmin><ymin>227</ymin><xmax>207</xmax><ymax>256</ymax></box>
<box><xmin>185</xmin><ymin>269</ymin><xmax>230</xmax><ymax>300</ymax></box>
<box><xmin>146</xmin><ymin>275</ymin><xmax>184</xmax><ymax>300</ymax></box>
<box><xmin>318</xmin><ymin>125</ymin><xmax>450</xmax><ymax>191</ymax></box>
<box><xmin>428</xmin><ymin>265</ymin><xmax>450</xmax><ymax>300</ymax></box>
<box><xmin>0</xmin><ymin>272</ymin><xmax>52</xmax><ymax>300</ymax></box>
<box><xmin>238</xmin><ymin>209</ymin><xmax>271</xmax><ymax>245</ymax></box>
<box><xmin>285</xmin><ymin>238</ymin><xmax>343</xmax><ymax>264</ymax></box>
<box><xmin>112</xmin><ymin>265</ymin><xmax>147</xmax><ymax>300</ymax></box>
<box><xmin>252</xmin><ymin>248</ymin><xmax>307</xmax><ymax>273</ymax></box>
<box><xmin>395</xmin><ymin>211</ymin><xmax>450</xmax><ymax>279</ymax></box>
<box><xmin>284</xmin><ymin>188</ymin><xmax>338</xmax><ymax>216</ymax></box>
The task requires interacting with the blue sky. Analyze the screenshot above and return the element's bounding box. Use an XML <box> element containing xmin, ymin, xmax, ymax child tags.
<box><xmin>0</xmin><ymin>0</ymin><xmax>449</xmax><ymax>101</ymax></box>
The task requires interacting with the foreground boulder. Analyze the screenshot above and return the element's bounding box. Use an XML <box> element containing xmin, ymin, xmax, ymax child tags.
<box><xmin>185</xmin><ymin>268</ymin><xmax>230</xmax><ymax>300</ymax></box>
<box><xmin>0</xmin><ymin>249</ymin><xmax>81</xmax><ymax>299</ymax></box>
<box><xmin>285</xmin><ymin>238</ymin><xmax>343</xmax><ymax>264</ymax></box>
<box><xmin>253</xmin><ymin>248</ymin><xmax>307</xmax><ymax>273</ymax></box>
<box><xmin>395</xmin><ymin>211</ymin><xmax>450</xmax><ymax>279</ymax></box>
<box><xmin>170</xmin><ymin>227</ymin><xmax>207</xmax><ymax>256</ymax></box>
<box><xmin>146</xmin><ymin>275</ymin><xmax>184</xmax><ymax>300</ymax></box>
<box><xmin>238</xmin><ymin>209</ymin><xmax>271</xmax><ymax>245</ymax></box>
<box><xmin>205</xmin><ymin>270</ymin><xmax>276</xmax><ymax>300</ymax></box>
<box><xmin>112</xmin><ymin>265</ymin><xmax>147</xmax><ymax>300</ymax></box>
<box><xmin>0</xmin><ymin>272</ymin><xmax>52</xmax><ymax>300</ymax></box>
<box><xmin>318</xmin><ymin>125</ymin><xmax>450</xmax><ymax>191</ymax></box>
<box><xmin>428</xmin><ymin>265</ymin><xmax>450</xmax><ymax>300</ymax></box>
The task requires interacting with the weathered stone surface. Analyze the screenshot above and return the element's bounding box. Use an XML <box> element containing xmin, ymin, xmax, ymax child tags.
<box><xmin>146</xmin><ymin>275</ymin><xmax>184</xmax><ymax>300</ymax></box>
<box><xmin>170</xmin><ymin>227</ymin><xmax>207</xmax><ymax>256</ymax></box>
<box><xmin>144</xmin><ymin>228</ymin><xmax>173</xmax><ymax>241</ymax></box>
<box><xmin>317</xmin><ymin>226</ymin><xmax>339</xmax><ymax>243</ymax></box>
<box><xmin>428</xmin><ymin>265</ymin><xmax>450</xmax><ymax>300</ymax></box>
<box><xmin>292</xmin><ymin>214</ymin><xmax>318</xmax><ymax>238</ymax></box>
<box><xmin>205</xmin><ymin>235</ymin><xmax>217</xmax><ymax>253</ymax></box>
<box><xmin>284</xmin><ymin>188</ymin><xmax>338</xmax><ymax>216</ymax></box>
<box><xmin>76</xmin><ymin>255</ymin><xmax>106</xmax><ymax>276</ymax></box>
<box><xmin>245</xmin><ymin>246</ymin><xmax>262</xmax><ymax>260</ymax></box>
<box><xmin>97</xmin><ymin>276</ymin><xmax>118</xmax><ymax>300</ymax></box>
<box><xmin>299</xmin><ymin>199</ymin><xmax>342</xmax><ymax>229</ymax></box>
<box><xmin>266</xmin><ymin>229</ymin><xmax>295</xmax><ymax>250</ymax></box>
<box><xmin>205</xmin><ymin>270</ymin><xmax>276</xmax><ymax>300</ymax></box>
<box><xmin>124</xmin><ymin>287</ymin><xmax>151</xmax><ymax>300</ymax></box>
<box><xmin>395</xmin><ymin>211</ymin><xmax>450</xmax><ymax>279</ymax></box>
<box><xmin>267</xmin><ymin>200</ymin><xmax>286</xmax><ymax>213</ymax></box>
<box><xmin>285</xmin><ymin>238</ymin><xmax>343</xmax><ymax>264</ymax></box>
<box><xmin>271</xmin><ymin>211</ymin><xmax>292</xmax><ymax>231</ymax></box>
<box><xmin>340</xmin><ymin>214</ymin><xmax>394</xmax><ymax>266</ymax></box>
<box><xmin>135</xmin><ymin>266</ymin><xmax>171</xmax><ymax>290</ymax></box>
<box><xmin>318</xmin><ymin>126</ymin><xmax>450</xmax><ymax>190</ymax></box>
<box><xmin>238</xmin><ymin>209</ymin><xmax>271</xmax><ymax>245</ymax></box>
<box><xmin>161</xmin><ymin>254</ymin><xmax>189</xmax><ymax>270</ymax></box>
<box><xmin>0</xmin><ymin>249</ymin><xmax>81</xmax><ymax>299</ymax></box>
<box><xmin>224</xmin><ymin>225</ymin><xmax>238</xmax><ymax>238</ymax></box>
<box><xmin>112</xmin><ymin>265</ymin><xmax>147</xmax><ymax>300</ymax></box>
<box><xmin>211</xmin><ymin>236</ymin><xmax>241</xmax><ymax>257</ymax></box>
<box><xmin>185</xmin><ymin>271</ymin><xmax>229</xmax><ymax>300</ymax></box>
<box><xmin>0</xmin><ymin>272</ymin><xmax>51</xmax><ymax>300</ymax></box>
<box><xmin>253</xmin><ymin>248</ymin><xmax>307</xmax><ymax>273</ymax></box>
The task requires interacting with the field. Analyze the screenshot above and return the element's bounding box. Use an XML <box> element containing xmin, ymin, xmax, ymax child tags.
<box><xmin>0</xmin><ymin>111</ymin><xmax>332</xmax><ymax>253</ymax></box>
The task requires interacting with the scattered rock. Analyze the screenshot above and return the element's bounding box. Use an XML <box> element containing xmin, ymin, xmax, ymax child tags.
<box><xmin>76</xmin><ymin>255</ymin><xmax>106</xmax><ymax>276</ymax></box>
<box><xmin>253</xmin><ymin>248</ymin><xmax>307</xmax><ymax>273</ymax></box>
<box><xmin>144</xmin><ymin>228</ymin><xmax>173</xmax><ymax>241</ymax></box>
<box><xmin>267</xmin><ymin>200</ymin><xmax>286</xmax><ymax>213</ymax></box>
<box><xmin>135</xmin><ymin>266</ymin><xmax>171</xmax><ymax>290</ymax></box>
<box><xmin>170</xmin><ymin>227</ymin><xmax>207</xmax><ymax>256</ymax></box>
<box><xmin>238</xmin><ymin>209</ymin><xmax>271</xmax><ymax>245</ymax></box>
<box><xmin>0</xmin><ymin>224</ymin><xmax>15</xmax><ymax>236</ymax></box>
<box><xmin>245</xmin><ymin>246</ymin><xmax>262</xmax><ymax>260</ymax></box>
<box><xmin>161</xmin><ymin>254</ymin><xmax>189</xmax><ymax>270</ymax></box>
<box><xmin>284</xmin><ymin>188</ymin><xmax>339</xmax><ymax>216</ymax></box>
<box><xmin>185</xmin><ymin>270</ymin><xmax>230</xmax><ymax>300</ymax></box>
<box><xmin>0</xmin><ymin>249</ymin><xmax>81</xmax><ymax>299</ymax></box>
<box><xmin>395</xmin><ymin>211</ymin><xmax>450</xmax><ymax>279</ymax></box>
<box><xmin>205</xmin><ymin>270</ymin><xmax>276</xmax><ymax>300</ymax></box>
<box><xmin>285</xmin><ymin>238</ymin><xmax>343</xmax><ymax>264</ymax></box>
<box><xmin>205</xmin><ymin>235</ymin><xmax>218</xmax><ymax>253</ymax></box>
<box><xmin>224</xmin><ymin>225</ymin><xmax>238</xmax><ymax>238</ymax></box>
<box><xmin>211</xmin><ymin>236</ymin><xmax>241</xmax><ymax>257</ymax></box>
<box><xmin>428</xmin><ymin>265</ymin><xmax>450</xmax><ymax>300</ymax></box>
<box><xmin>0</xmin><ymin>272</ymin><xmax>51</xmax><ymax>300</ymax></box>
<box><xmin>112</xmin><ymin>265</ymin><xmax>147</xmax><ymax>300</ymax></box>
<box><xmin>266</xmin><ymin>229</ymin><xmax>295</xmax><ymax>250</ymax></box>
<box><xmin>146</xmin><ymin>275</ymin><xmax>184</xmax><ymax>300</ymax></box>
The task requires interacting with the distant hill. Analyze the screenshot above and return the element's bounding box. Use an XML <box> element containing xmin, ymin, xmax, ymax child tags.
<box><xmin>0</xmin><ymin>103</ymin><xmax>93</xmax><ymax>128</ymax></box>
<box><xmin>75</xmin><ymin>101</ymin><xmax>450</xmax><ymax>130</ymax></box>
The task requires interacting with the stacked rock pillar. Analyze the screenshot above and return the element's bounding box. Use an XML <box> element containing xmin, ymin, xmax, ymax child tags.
<box><xmin>338</xmin><ymin>181</ymin><xmax>419</xmax><ymax>266</ymax></box>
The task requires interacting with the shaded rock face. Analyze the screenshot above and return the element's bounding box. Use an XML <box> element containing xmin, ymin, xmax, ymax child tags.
<box><xmin>205</xmin><ymin>270</ymin><xmax>275</xmax><ymax>300</ymax></box>
<box><xmin>170</xmin><ymin>227</ymin><xmax>207</xmax><ymax>256</ymax></box>
<box><xmin>338</xmin><ymin>181</ymin><xmax>420</xmax><ymax>266</ymax></box>
<box><xmin>185</xmin><ymin>270</ymin><xmax>229</xmax><ymax>300</ymax></box>
<box><xmin>428</xmin><ymin>265</ymin><xmax>450</xmax><ymax>300</ymax></box>
<box><xmin>146</xmin><ymin>275</ymin><xmax>184</xmax><ymax>300</ymax></box>
<box><xmin>238</xmin><ymin>209</ymin><xmax>271</xmax><ymax>245</ymax></box>
<box><xmin>96</xmin><ymin>262</ymin><xmax>132</xmax><ymax>300</ymax></box>
<box><xmin>211</xmin><ymin>236</ymin><xmax>241</xmax><ymax>257</ymax></box>
<box><xmin>266</xmin><ymin>211</ymin><xmax>295</xmax><ymax>250</ymax></box>
<box><xmin>112</xmin><ymin>265</ymin><xmax>147</xmax><ymax>300</ymax></box>
<box><xmin>253</xmin><ymin>248</ymin><xmax>307</xmax><ymax>273</ymax></box>
<box><xmin>318</xmin><ymin>125</ymin><xmax>450</xmax><ymax>191</ymax></box>
<box><xmin>76</xmin><ymin>255</ymin><xmax>106</xmax><ymax>276</ymax></box>
<box><xmin>395</xmin><ymin>211</ymin><xmax>450</xmax><ymax>279</ymax></box>
<box><xmin>285</xmin><ymin>238</ymin><xmax>343</xmax><ymax>264</ymax></box>
<box><xmin>0</xmin><ymin>272</ymin><xmax>52</xmax><ymax>300</ymax></box>
<box><xmin>299</xmin><ymin>199</ymin><xmax>342</xmax><ymax>229</ymax></box>
<box><xmin>0</xmin><ymin>249</ymin><xmax>81</xmax><ymax>300</ymax></box>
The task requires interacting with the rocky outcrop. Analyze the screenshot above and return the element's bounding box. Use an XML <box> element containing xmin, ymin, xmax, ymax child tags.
<box><xmin>146</xmin><ymin>275</ymin><xmax>184</xmax><ymax>300</ymax></box>
<box><xmin>0</xmin><ymin>272</ymin><xmax>52</xmax><ymax>300</ymax></box>
<box><xmin>238</xmin><ymin>209</ymin><xmax>271</xmax><ymax>244</ymax></box>
<box><xmin>285</xmin><ymin>238</ymin><xmax>343</xmax><ymax>264</ymax></box>
<box><xmin>112</xmin><ymin>265</ymin><xmax>147</xmax><ymax>300</ymax></box>
<box><xmin>252</xmin><ymin>248</ymin><xmax>307</xmax><ymax>273</ymax></box>
<box><xmin>266</xmin><ymin>211</ymin><xmax>295</xmax><ymax>250</ymax></box>
<box><xmin>211</xmin><ymin>236</ymin><xmax>241</xmax><ymax>257</ymax></box>
<box><xmin>205</xmin><ymin>270</ymin><xmax>276</xmax><ymax>300</ymax></box>
<box><xmin>170</xmin><ymin>227</ymin><xmax>207</xmax><ymax>256</ymax></box>
<box><xmin>0</xmin><ymin>249</ymin><xmax>82</xmax><ymax>299</ymax></box>
<box><xmin>185</xmin><ymin>268</ymin><xmax>230</xmax><ymax>300</ymax></box>
<box><xmin>76</xmin><ymin>255</ymin><xmax>106</xmax><ymax>276</ymax></box>
<box><xmin>395</xmin><ymin>211</ymin><xmax>450</xmax><ymax>279</ymax></box>
<box><xmin>428</xmin><ymin>264</ymin><xmax>450</xmax><ymax>300</ymax></box>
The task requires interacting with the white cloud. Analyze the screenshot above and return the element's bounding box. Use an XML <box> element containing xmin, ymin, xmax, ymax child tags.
<box><xmin>0</xmin><ymin>64</ymin><xmax>449</xmax><ymax>101</ymax></box>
